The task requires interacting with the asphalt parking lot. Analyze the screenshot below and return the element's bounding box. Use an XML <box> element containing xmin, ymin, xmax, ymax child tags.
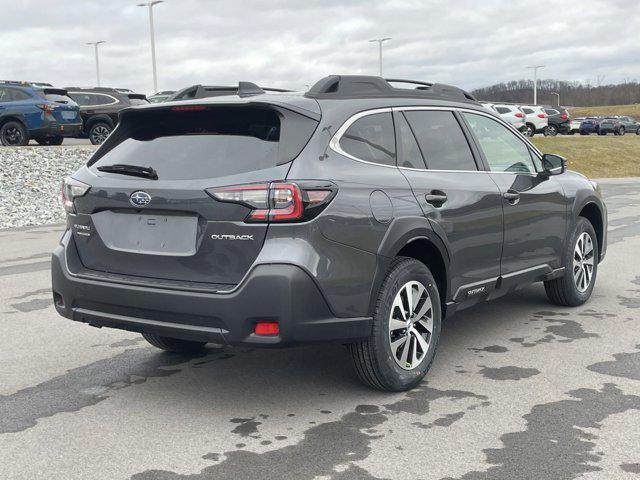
<box><xmin>1</xmin><ymin>178</ymin><xmax>639</xmax><ymax>480</ymax></box>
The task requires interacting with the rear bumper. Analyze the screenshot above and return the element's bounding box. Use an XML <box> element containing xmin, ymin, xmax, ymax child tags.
<box><xmin>31</xmin><ymin>121</ymin><xmax>83</xmax><ymax>138</ymax></box>
<box><xmin>51</xmin><ymin>231</ymin><xmax>371</xmax><ymax>347</ymax></box>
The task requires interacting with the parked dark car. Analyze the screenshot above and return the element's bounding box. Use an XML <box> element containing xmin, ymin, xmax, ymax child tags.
<box><xmin>167</xmin><ymin>84</ymin><xmax>291</xmax><ymax>102</ymax></box>
<box><xmin>543</xmin><ymin>106</ymin><xmax>571</xmax><ymax>136</ymax></box>
<box><xmin>65</xmin><ymin>87</ymin><xmax>148</xmax><ymax>144</ymax></box>
<box><xmin>52</xmin><ymin>76</ymin><xmax>607</xmax><ymax>391</ymax></box>
<box><xmin>0</xmin><ymin>81</ymin><xmax>82</xmax><ymax>146</ymax></box>
<box><xmin>598</xmin><ymin>117</ymin><xmax>625</xmax><ymax>136</ymax></box>
<box><xmin>579</xmin><ymin>117</ymin><xmax>601</xmax><ymax>135</ymax></box>
<box><xmin>617</xmin><ymin>116</ymin><xmax>640</xmax><ymax>135</ymax></box>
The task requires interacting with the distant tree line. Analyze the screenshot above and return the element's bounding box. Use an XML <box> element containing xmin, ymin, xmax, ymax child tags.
<box><xmin>471</xmin><ymin>79</ymin><xmax>640</xmax><ymax>106</ymax></box>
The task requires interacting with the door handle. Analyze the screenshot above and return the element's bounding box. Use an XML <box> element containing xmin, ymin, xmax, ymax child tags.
<box><xmin>425</xmin><ymin>191</ymin><xmax>447</xmax><ymax>206</ymax></box>
<box><xmin>503</xmin><ymin>190</ymin><xmax>520</xmax><ymax>204</ymax></box>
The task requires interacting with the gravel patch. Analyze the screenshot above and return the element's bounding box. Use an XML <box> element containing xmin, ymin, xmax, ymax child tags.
<box><xmin>0</xmin><ymin>146</ymin><xmax>97</xmax><ymax>229</ymax></box>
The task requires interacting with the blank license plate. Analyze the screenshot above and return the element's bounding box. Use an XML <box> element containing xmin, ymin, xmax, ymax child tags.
<box><xmin>91</xmin><ymin>211</ymin><xmax>198</xmax><ymax>256</ymax></box>
<box><xmin>61</xmin><ymin>110</ymin><xmax>77</xmax><ymax>120</ymax></box>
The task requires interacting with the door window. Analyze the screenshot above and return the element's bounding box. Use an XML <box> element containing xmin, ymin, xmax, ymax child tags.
<box><xmin>395</xmin><ymin>113</ymin><xmax>426</xmax><ymax>169</ymax></box>
<box><xmin>403</xmin><ymin>110</ymin><xmax>477</xmax><ymax>171</ymax></box>
<box><xmin>463</xmin><ymin>113</ymin><xmax>536</xmax><ymax>173</ymax></box>
<box><xmin>339</xmin><ymin>112</ymin><xmax>396</xmax><ymax>166</ymax></box>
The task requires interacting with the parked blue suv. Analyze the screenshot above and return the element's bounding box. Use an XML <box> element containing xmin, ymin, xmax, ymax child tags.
<box><xmin>0</xmin><ymin>81</ymin><xmax>82</xmax><ymax>146</ymax></box>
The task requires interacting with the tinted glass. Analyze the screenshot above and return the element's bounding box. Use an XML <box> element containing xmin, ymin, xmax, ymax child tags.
<box><xmin>339</xmin><ymin>112</ymin><xmax>396</xmax><ymax>166</ymax></box>
<box><xmin>495</xmin><ymin>107</ymin><xmax>510</xmax><ymax>114</ymax></box>
<box><xmin>403</xmin><ymin>110</ymin><xmax>477</xmax><ymax>171</ymax></box>
<box><xmin>395</xmin><ymin>113</ymin><xmax>426</xmax><ymax>169</ymax></box>
<box><xmin>0</xmin><ymin>88</ymin><xmax>8</xmax><ymax>102</ymax></box>
<box><xmin>44</xmin><ymin>94</ymin><xmax>74</xmax><ymax>104</ymax></box>
<box><xmin>128</xmin><ymin>98</ymin><xmax>149</xmax><ymax>106</ymax></box>
<box><xmin>463</xmin><ymin>113</ymin><xmax>535</xmax><ymax>173</ymax></box>
<box><xmin>522</xmin><ymin>108</ymin><xmax>534</xmax><ymax>114</ymax></box>
<box><xmin>90</xmin><ymin>106</ymin><xmax>318</xmax><ymax>180</ymax></box>
<box><xmin>92</xmin><ymin>94</ymin><xmax>117</xmax><ymax>105</ymax></box>
<box><xmin>9</xmin><ymin>89</ymin><xmax>31</xmax><ymax>101</ymax></box>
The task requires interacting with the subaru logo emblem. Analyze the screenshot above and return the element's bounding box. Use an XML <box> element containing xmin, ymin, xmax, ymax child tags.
<box><xmin>130</xmin><ymin>191</ymin><xmax>151</xmax><ymax>207</ymax></box>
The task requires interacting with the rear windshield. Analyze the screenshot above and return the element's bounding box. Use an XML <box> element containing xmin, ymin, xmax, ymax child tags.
<box><xmin>44</xmin><ymin>94</ymin><xmax>75</xmax><ymax>104</ymax></box>
<box><xmin>128</xmin><ymin>98</ymin><xmax>149</xmax><ymax>106</ymax></box>
<box><xmin>89</xmin><ymin>105</ymin><xmax>318</xmax><ymax>180</ymax></box>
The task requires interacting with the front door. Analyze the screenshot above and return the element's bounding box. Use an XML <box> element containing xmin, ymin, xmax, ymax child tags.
<box><xmin>461</xmin><ymin>112</ymin><xmax>566</xmax><ymax>280</ymax></box>
<box><xmin>394</xmin><ymin>109</ymin><xmax>504</xmax><ymax>302</ymax></box>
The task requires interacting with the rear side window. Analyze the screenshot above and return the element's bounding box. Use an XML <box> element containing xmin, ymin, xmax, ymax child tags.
<box><xmin>403</xmin><ymin>110</ymin><xmax>477</xmax><ymax>171</ymax></box>
<box><xmin>463</xmin><ymin>113</ymin><xmax>535</xmax><ymax>173</ymax></box>
<box><xmin>90</xmin><ymin>106</ymin><xmax>318</xmax><ymax>180</ymax></box>
<box><xmin>9</xmin><ymin>89</ymin><xmax>31</xmax><ymax>101</ymax></box>
<box><xmin>339</xmin><ymin>112</ymin><xmax>396</xmax><ymax>166</ymax></box>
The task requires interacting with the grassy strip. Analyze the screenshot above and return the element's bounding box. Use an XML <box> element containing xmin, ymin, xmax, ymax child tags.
<box><xmin>569</xmin><ymin>104</ymin><xmax>640</xmax><ymax>118</ymax></box>
<box><xmin>531</xmin><ymin>136</ymin><xmax>640</xmax><ymax>178</ymax></box>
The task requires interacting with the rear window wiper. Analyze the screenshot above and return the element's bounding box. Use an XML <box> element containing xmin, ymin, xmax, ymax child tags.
<box><xmin>97</xmin><ymin>164</ymin><xmax>158</xmax><ymax>180</ymax></box>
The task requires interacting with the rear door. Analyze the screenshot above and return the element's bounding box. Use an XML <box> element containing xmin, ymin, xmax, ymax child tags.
<box><xmin>394</xmin><ymin>108</ymin><xmax>504</xmax><ymax>301</ymax></box>
<box><xmin>72</xmin><ymin>104</ymin><xmax>318</xmax><ymax>287</ymax></box>
<box><xmin>461</xmin><ymin>112</ymin><xmax>566</xmax><ymax>280</ymax></box>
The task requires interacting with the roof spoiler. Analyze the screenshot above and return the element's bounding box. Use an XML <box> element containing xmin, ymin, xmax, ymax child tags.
<box><xmin>304</xmin><ymin>75</ymin><xmax>477</xmax><ymax>102</ymax></box>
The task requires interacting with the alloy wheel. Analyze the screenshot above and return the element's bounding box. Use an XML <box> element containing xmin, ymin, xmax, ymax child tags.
<box><xmin>573</xmin><ymin>232</ymin><xmax>595</xmax><ymax>293</ymax></box>
<box><xmin>2</xmin><ymin>126</ymin><xmax>23</xmax><ymax>146</ymax></box>
<box><xmin>91</xmin><ymin>126</ymin><xmax>110</xmax><ymax>144</ymax></box>
<box><xmin>388</xmin><ymin>281</ymin><xmax>433</xmax><ymax>370</ymax></box>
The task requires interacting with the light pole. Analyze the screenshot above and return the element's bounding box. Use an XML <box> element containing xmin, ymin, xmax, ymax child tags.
<box><xmin>526</xmin><ymin>65</ymin><xmax>545</xmax><ymax>105</ymax></box>
<box><xmin>86</xmin><ymin>41</ymin><xmax>106</xmax><ymax>87</ymax></box>
<box><xmin>550</xmin><ymin>91</ymin><xmax>560</xmax><ymax>107</ymax></box>
<box><xmin>369</xmin><ymin>38</ymin><xmax>391</xmax><ymax>77</ymax></box>
<box><xmin>137</xmin><ymin>1</ymin><xmax>164</xmax><ymax>93</ymax></box>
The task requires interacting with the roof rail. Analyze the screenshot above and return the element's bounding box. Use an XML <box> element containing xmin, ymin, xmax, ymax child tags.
<box><xmin>304</xmin><ymin>75</ymin><xmax>477</xmax><ymax>102</ymax></box>
<box><xmin>0</xmin><ymin>80</ymin><xmax>33</xmax><ymax>86</ymax></box>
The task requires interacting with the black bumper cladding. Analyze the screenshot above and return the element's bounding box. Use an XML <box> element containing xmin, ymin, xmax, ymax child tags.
<box><xmin>51</xmin><ymin>231</ymin><xmax>371</xmax><ymax>346</ymax></box>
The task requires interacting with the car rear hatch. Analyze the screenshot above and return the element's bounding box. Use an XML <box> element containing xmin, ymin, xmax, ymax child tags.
<box><xmin>41</xmin><ymin>88</ymin><xmax>81</xmax><ymax>123</ymax></box>
<box><xmin>71</xmin><ymin>101</ymin><xmax>319</xmax><ymax>288</ymax></box>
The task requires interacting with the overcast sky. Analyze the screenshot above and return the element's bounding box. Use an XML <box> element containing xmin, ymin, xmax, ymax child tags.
<box><xmin>1</xmin><ymin>0</ymin><xmax>638</xmax><ymax>94</ymax></box>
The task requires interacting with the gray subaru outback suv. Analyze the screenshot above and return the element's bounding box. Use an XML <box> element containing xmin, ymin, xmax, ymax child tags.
<box><xmin>52</xmin><ymin>76</ymin><xmax>607</xmax><ymax>391</ymax></box>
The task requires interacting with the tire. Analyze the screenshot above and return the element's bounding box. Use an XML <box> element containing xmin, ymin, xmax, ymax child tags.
<box><xmin>598</xmin><ymin>131</ymin><xmax>606</xmax><ymax>136</ymax></box>
<box><xmin>142</xmin><ymin>333</ymin><xmax>207</xmax><ymax>353</ymax></box>
<box><xmin>0</xmin><ymin>121</ymin><xmax>29</xmax><ymax>146</ymax></box>
<box><xmin>568</xmin><ymin>131</ymin><xmax>575</xmax><ymax>135</ymax></box>
<box><xmin>35</xmin><ymin>136</ymin><xmax>64</xmax><ymax>146</ymax></box>
<box><xmin>580</xmin><ymin>132</ymin><xmax>588</xmax><ymax>136</ymax></box>
<box><xmin>523</xmin><ymin>124</ymin><xmax>535</xmax><ymax>137</ymax></box>
<box><xmin>636</xmin><ymin>128</ymin><xmax>640</xmax><ymax>136</ymax></box>
<box><xmin>348</xmin><ymin>257</ymin><xmax>442</xmax><ymax>392</ymax></box>
<box><xmin>89</xmin><ymin>122</ymin><xmax>112</xmax><ymax>145</ymax></box>
<box><xmin>544</xmin><ymin>217</ymin><xmax>598</xmax><ymax>307</ymax></box>
<box><xmin>618</xmin><ymin>127</ymin><xmax>625</xmax><ymax>136</ymax></box>
<box><xmin>547</xmin><ymin>124</ymin><xmax>558</xmax><ymax>136</ymax></box>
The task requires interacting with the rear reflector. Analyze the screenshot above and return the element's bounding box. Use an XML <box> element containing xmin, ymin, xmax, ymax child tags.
<box><xmin>254</xmin><ymin>322</ymin><xmax>279</xmax><ymax>335</ymax></box>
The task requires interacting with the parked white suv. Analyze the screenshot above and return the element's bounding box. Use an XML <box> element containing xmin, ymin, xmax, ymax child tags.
<box><xmin>519</xmin><ymin>105</ymin><xmax>549</xmax><ymax>137</ymax></box>
<box><xmin>492</xmin><ymin>104</ymin><xmax>526</xmax><ymax>133</ymax></box>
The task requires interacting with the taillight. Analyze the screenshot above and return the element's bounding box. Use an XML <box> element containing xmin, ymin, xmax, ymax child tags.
<box><xmin>560</xmin><ymin>114</ymin><xmax>569</xmax><ymax>119</ymax></box>
<box><xmin>514</xmin><ymin>112</ymin><xmax>524</xmax><ymax>118</ymax></box>
<box><xmin>206</xmin><ymin>181</ymin><xmax>336</xmax><ymax>223</ymax></box>
<box><xmin>171</xmin><ymin>105</ymin><xmax>207</xmax><ymax>111</ymax></box>
<box><xmin>537</xmin><ymin>113</ymin><xmax>546</xmax><ymax>118</ymax></box>
<box><xmin>61</xmin><ymin>177</ymin><xmax>90</xmax><ymax>213</ymax></box>
<box><xmin>36</xmin><ymin>103</ymin><xmax>56</xmax><ymax>115</ymax></box>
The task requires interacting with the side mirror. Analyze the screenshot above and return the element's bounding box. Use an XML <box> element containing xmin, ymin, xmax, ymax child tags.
<box><xmin>540</xmin><ymin>153</ymin><xmax>566</xmax><ymax>177</ymax></box>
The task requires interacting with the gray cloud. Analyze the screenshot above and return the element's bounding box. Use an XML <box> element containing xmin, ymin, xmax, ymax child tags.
<box><xmin>1</xmin><ymin>0</ymin><xmax>638</xmax><ymax>94</ymax></box>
